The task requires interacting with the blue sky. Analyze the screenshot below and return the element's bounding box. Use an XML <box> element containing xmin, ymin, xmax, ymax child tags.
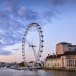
<box><xmin>0</xmin><ymin>0</ymin><xmax>76</xmax><ymax>62</ymax></box>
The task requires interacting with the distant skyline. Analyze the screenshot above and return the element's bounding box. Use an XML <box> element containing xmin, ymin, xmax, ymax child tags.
<box><xmin>0</xmin><ymin>0</ymin><xmax>76</xmax><ymax>62</ymax></box>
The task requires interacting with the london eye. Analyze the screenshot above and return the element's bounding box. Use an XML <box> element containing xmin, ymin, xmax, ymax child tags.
<box><xmin>22</xmin><ymin>23</ymin><xmax>44</xmax><ymax>68</ymax></box>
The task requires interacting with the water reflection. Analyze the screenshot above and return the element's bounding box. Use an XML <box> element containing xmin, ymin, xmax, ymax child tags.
<box><xmin>0</xmin><ymin>68</ymin><xmax>76</xmax><ymax>76</ymax></box>
<box><xmin>45</xmin><ymin>70</ymin><xmax>76</xmax><ymax>76</ymax></box>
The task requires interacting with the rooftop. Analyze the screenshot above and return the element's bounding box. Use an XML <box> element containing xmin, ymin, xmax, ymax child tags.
<box><xmin>46</xmin><ymin>50</ymin><xmax>76</xmax><ymax>60</ymax></box>
<box><xmin>56</xmin><ymin>42</ymin><xmax>72</xmax><ymax>45</ymax></box>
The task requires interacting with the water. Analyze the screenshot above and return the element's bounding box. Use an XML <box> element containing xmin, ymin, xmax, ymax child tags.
<box><xmin>0</xmin><ymin>68</ymin><xmax>76</xmax><ymax>76</ymax></box>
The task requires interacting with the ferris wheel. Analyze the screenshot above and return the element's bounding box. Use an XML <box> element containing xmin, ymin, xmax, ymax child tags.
<box><xmin>22</xmin><ymin>23</ymin><xmax>44</xmax><ymax>67</ymax></box>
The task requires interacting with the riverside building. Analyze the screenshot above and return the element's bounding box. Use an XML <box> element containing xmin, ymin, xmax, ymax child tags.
<box><xmin>44</xmin><ymin>42</ymin><xmax>76</xmax><ymax>70</ymax></box>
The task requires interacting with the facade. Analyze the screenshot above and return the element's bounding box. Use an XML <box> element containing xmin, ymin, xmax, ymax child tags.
<box><xmin>44</xmin><ymin>55</ymin><xmax>63</xmax><ymax>68</ymax></box>
<box><xmin>44</xmin><ymin>42</ymin><xmax>76</xmax><ymax>70</ymax></box>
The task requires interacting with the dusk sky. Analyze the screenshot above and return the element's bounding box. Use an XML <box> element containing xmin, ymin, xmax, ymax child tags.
<box><xmin>0</xmin><ymin>0</ymin><xmax>76</xmax><ymax>62</ymax></box>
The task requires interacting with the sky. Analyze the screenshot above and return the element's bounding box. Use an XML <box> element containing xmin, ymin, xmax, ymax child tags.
<box><xmin>0</xmin><ymin>0</ymin><xmax>76</xmax><ymax>62</ymax></box>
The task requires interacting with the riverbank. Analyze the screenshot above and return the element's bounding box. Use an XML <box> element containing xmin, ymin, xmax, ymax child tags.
<box><xmin>44</xmin><ymin>67</ymin><xmax>76</xmax><ymax>72</ymax></box>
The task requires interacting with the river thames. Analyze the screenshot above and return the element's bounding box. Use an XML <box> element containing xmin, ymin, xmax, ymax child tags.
<box><xmin>0</xmin><ymin>68</ymin><xmax>76</xmax><ymax>76</ymax></box>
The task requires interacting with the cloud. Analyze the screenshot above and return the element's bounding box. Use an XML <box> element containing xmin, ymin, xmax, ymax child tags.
<box><xmin>0</xmin><ymin>50</ymin><xmax>11</xmax><ymax>55</ymax></box>
<box><xmin>0</xmin><ymin>2</ymin><xmax>39</xmax><ymax>48</ymax></box>
<box><xmin>16</xmin><ymin>7</ymin><xmax>39</xmax><ymax>21</ymax></box>
<box><xmin>0</xmin><ymin>0</ymin><xmax>75</xmax><ymax>56</ymax></box>
<box><xmin>0</xmin><ymin>42</ymin><xmax>21</xmax><ymax>56</ymax></box>
<box><xmin>0</xmin><ymin>13</ymin><xmax>24</xmax><ymax>45</ymax></box>
<box><xmin>0</xmin><ymin>0</ymin><xmax>66</xmax><ymax>27</ymax></box>
<box><xmin>42</xmin><ymin>10</ymin><xmax>56</xmax><ymax>22</ymax></box>
<box><xmin>0</xmin><ymin>29</ymin><xmax>4</xmax><ymax>34</ymax></box>
<box><xmin>2</xmin><ymin>42</ymin><xmax>21</xmax><ymax>52</ymax></box>
<box><xmin>0</xmin><ymin>39</ymin><xmax>6</xmax><ymax>45</ymax></box>
<box><xmin>49</xmin><ymin>0</ymin><xmax>76</xmax><ymax>5</ymax></box>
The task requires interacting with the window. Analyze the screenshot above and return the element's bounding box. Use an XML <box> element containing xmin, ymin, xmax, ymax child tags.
<box><xmin>48</xmin><ymin>64</ymin><xmax>49</xmax><ymax>67</ymax></box>
<box><xmin>67</xmin><ymin>59</ymin><xmax>69</xmax><ymax>66</ymax></box>
<box><xmin>75</xmin><ymin>48</ymin><xmax>76</xmax><ymax>51</ymax></box>
<box><xmin>75</xmin><ymin>60</ymin><xmax>76</xmax><ymax>66</ymax></box>
<box><xmin>69</xmin><ymin>60</ymin><xmax>72</xmax><ymax>66</ymax></box>
<box><xmin>72</xmin><ymin>60</ymin><xmax>74</xmax><ymax>67</ymax></box>
<box><xmin>69</xmin><ymin>48</ymin><xmax>71</xmax><ymax>51</ymax></box>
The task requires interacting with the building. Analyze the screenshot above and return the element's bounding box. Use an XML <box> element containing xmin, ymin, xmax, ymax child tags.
<box><xmin>44</xmin><ymin>42</ymin><xmax>76</xmax><ymax>71</ymax></box>
<box><xmin>56</xmin><ymin>42</ymin><xmax>76</xmax><ymax>55</ymax></box>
